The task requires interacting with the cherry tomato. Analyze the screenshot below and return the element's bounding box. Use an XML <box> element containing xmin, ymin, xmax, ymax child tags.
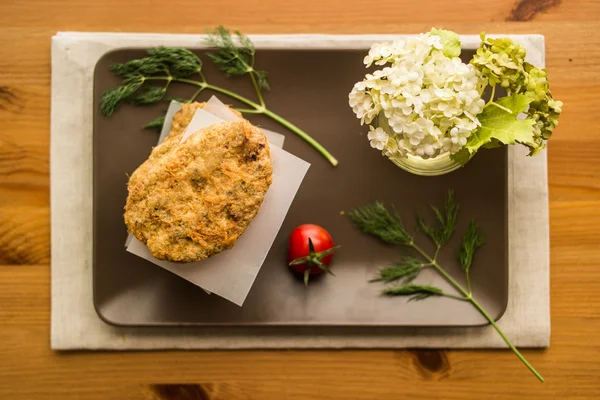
<box><xmin>288</xmin><ymin>224</ymin><xmax>339</xmax><ymax>285</ymax></box>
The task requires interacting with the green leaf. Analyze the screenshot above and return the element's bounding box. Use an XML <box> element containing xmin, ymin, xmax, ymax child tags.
<box><xmin>144</xmin><ymin>114</ymin><xmax>166</xmax><ymax>131</ymax></box>
<box><xmin>450</xmin><ymin>148</ymin><xmax>471</xmax><ymax>165</ymax></box>
<box><xmin>457</xmin><ymin>219</ymin><xmax>485</xmax><ymax>272</ymax></box>
<box><xmin>464</xmin><ymin>94</ymin><xmax>535</xmax><ymax>155</ymax></box>
<box><xmin>430</xmin><ymin>28</ymin><xmax>461</xmax><ymax>58</ymax></box>
<box><xmin>382</xmin><ymin>284</ymin><xmax>444</xmax><ymax>301</ymax></box>
<box><xmin>482</xmin><ymin>138</ymin><xmax>503</xmax><ymax>149</ymax></box>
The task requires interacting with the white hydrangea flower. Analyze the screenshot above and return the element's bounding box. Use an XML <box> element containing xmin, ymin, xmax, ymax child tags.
<box><xmin>364</xmin><ymin>42</ymin><xmax>395</xmax><ymax>67</ymax></box>
<box><xmin>383</xmin><ymin>135</ymin><xmax>402</xmax><ymax>157</ymax></box>
<box><xmin>367</xmin><ymin>126</ymin><xmax>389</xmax><ymax>150</ymax></box>
<box><xmin>349</xmin><ymin>32</ymin><xmax>487</xmax><ymax>159</ymax></box>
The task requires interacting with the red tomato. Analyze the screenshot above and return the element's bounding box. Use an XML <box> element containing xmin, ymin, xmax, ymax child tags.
<box><xmin>288</xmin><ymin>224</ymin><xmax>337</xmax><ymax>279</ymax></box>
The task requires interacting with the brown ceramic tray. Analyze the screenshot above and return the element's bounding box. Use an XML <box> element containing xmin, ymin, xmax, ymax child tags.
<box><xmin>93</xmin><ymin>47</ymin><xmax>507</xmax><ymax>327</ymax></box>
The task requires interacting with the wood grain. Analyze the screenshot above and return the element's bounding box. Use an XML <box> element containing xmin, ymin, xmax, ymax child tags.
<box><xmin>1</xmin><ymin>0</ymin><xmax>599</xmax><ymax>398</ymax></box>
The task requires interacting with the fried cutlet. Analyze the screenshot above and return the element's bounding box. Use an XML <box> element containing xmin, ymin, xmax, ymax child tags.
<box><xmin>124</xmin><ymin>119</ymin><xmax>273</xmax><ymax>263</ymax></box>
<box><xmin>147</xmin><ymin>101</ymin><xmax>243</xmax><ymax>163</ymax></box>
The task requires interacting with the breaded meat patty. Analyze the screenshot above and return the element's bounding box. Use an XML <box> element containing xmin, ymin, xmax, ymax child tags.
<box><xmin>124</xmin><ymin>118</ymin><xmax>273</xmax><ymax>263</ymax></box>
<box><xmin>145</xmin><ymin>101</ymin><xmax>242</xmax><ymax>164</ymax></box>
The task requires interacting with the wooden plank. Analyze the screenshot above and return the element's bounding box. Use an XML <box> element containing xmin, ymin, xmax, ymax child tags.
<box><xmin>0</xmin><ymin>0</ymin><xmax>595</xmax><ymax>29</ymax></box>
<box><xmin>0</xmin><ymin>207</ymin><xmax>49</xmax><ymax>264</ymax></box>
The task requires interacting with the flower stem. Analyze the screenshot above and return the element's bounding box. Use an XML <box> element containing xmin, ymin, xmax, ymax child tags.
<box><xmin>484</xmin><ymin>84</ymin><xmax>514</xmax><ymax>114</ymax></box>
<box><xmin>263</xmin><ymin>109</ymin><xmax>339</xmax><ymax>167</ymax></box>
<box><xmin>486</xmin><ymin>84</ymin><xmax>497</xmax><ymax>106</ymax></box>
<box><xmin>145</xmin><ymin>76</ymin><xmax>338</xmax><ymax>166</ymax></box>
<box><xmin>487</xmin><ymin>101</ymin><xmax>512</xmax><ymax>114</ymax></box>
<box><xmin>409</xmin><ymin>242</ymin><xmax>544</xmax><ymax>382</ymax></box>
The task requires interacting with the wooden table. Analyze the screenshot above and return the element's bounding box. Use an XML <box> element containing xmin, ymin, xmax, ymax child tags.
<box><xmin>1</xmin><ymin>0</ymin><xmax>599</xmax><ymax>398</ymax></box>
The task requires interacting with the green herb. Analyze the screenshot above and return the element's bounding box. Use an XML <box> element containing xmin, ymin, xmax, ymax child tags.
<box><xmin>382</xmin><ymin>284</ymin><xmax>443</xmax><ymax>301</ymax></box>
<box><xmin>205</xmin><ymin>26</ymin><xmax>270</xmax><ymax>91</ymax></box>
<box><xmin>99</xmin><ymin>26</ymin><xmax>338</xmax><ymax>167</ymax></box>
<box><xmin>167</xmin><ymin>97</ymin><xmax>191</xmax><ymax>104</ymax></box>
<box><xmin>370</xmin><ymin>257</ymin><xmax>426</xmax><ymax>283</ymax></box>
<box><xmin>347</xmin><ymin>202</ymin><xmax>412</xmax><ymax>245</ymax></box>
<box><xmin>144</xmin><ymin>114</ymin><xmax>166</xmax><ymax>130</ymax></box>
<box><xmin>417</xmin><ymin>189</ymin><xmax>458</xmax><ymax>248</ymax></box>
<box><xmin>132</xmin><ymin>86</ymin><xmax>167</xmax><ymax>104</ymax></box>
<box><xmin>458</xmin><ymin>219</ymin><xmax>484</xmax><ymax>272</ymax></box>
<box><xmin>349</xmin><ymin>191</ymin><xmax>544</xmax><ymax>382</ymax></box>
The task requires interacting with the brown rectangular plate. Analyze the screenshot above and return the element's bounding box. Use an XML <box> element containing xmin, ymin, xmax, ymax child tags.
<box><xmin>93</xmin><ymin>47</ymin><xmax>507</xmax><ymax>327</ymax></box>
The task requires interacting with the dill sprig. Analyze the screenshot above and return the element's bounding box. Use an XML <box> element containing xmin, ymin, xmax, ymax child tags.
<box><xmin>132</xmin><ymin>87</ymin><xmax>167</xmax><ymax>104</ymax></box>
<box><xmin>458</xmin><ymin>219</ymin><xmax>485</xmax><ymax>273</ymax></box>
<box><xmin>98</xmin><ymin>26</ymin><xmax>338</xmax><ymax>167</ymax></box>
<box><xmin>417</xmin><ymin>189</ymin><xmax>458</xmax><ymax>247</ymax></box>
<box><xmin>144</xmin><ymin>115</ymin><xmax>166</xmax><ymax>130</ymax></box>
<box><xmin>147</xmin><ymin>47</ymin><xmax>202</xmax><ymax>78</ymax></box>
<box><xmin>458</xmin><ymin>219</ymin><xmax>485</xmax><ymax>294</ymax></box>
<box><xmin>348</xmin><ymin>190</ymin><xmax>544</xmax><ymax>383</ymax></box>
<box><xmin>348</xmin><ymin>202</ymin><xmax>412</xmax><ymax>245</ymax></box>
<box><xmin>168</xmin><ymin>97</ymin><xmax>190</xmax><ymax>104</ymax></box>
<box><xmin>100</xmin><ymin>80</ymin><xmax>143</xmax><ymax>116</ymax></box>
<box><xmin>111</xmin><ymin>57</ymin><xmax>167</xmax><ymax>77</ymax></box>
<box><xmin>382</xmin><ymin>284</ymin><xmax>443</xmax><ymax>301</ymax></box>
<box><xmin>206</xmin><ymin>26</ymin><xmax>270</xmax><ymax>91</ymax></box>
<box><xmin>370</xmin><ymin>257</ymin><xmax>426</xmax><ymax>283</ymax></box>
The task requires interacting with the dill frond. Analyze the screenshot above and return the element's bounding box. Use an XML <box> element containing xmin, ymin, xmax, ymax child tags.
<box><xmin>382</xmin><ymin>284</ymin><xmax>444</xmax><ymax>301</ymax></box>
<box><xmin>370</xmin><ymin>257</ymin><xmax>427</xmax><ymax>283</ymax></box>
<box><xmin>144</xmin><ymin>114</ymin><xmax>166</xmax><ymax>131</ymax></box>
<box><xmin>348</xmin><ymin>202</ymin><xmax>413</xmax><ymax>245</ymax></box>
<box><xmin>417</xmin><ymin>189</ymin><xmax>458</xmax><ymax>247</ymax></box>
<box><xmin>457</xmin><ymin>219</ymin><xmax>485</xmax><ymax>272</ymax></box>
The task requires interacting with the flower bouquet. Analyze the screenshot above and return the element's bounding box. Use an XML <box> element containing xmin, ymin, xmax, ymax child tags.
<box><xmin>349</xmin><ymin>29</ymin><xmax>562</xmax><ymax>176</ymax></box>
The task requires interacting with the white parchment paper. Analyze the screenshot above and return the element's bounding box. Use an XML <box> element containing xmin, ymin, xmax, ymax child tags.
<box><xmin>126</xmin><ymin>100</ymin><xmax>309</xmax><ymax>306</ymax></box>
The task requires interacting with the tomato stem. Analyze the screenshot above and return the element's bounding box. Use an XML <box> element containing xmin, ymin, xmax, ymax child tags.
<box><xmin>289</xmin><ymin>238</ymin><xmax>340</xmax><ymax>286</ymax></box>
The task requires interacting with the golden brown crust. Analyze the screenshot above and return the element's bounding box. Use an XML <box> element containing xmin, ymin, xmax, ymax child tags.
<box><xmin>124</xmin><ymin>114</ymin><xmax>272</xmax><ymax>263</ymax></box>
<box><xmin>169</xmin><ymin>101</ymin><xmax>243</xmax><ymax>140</ymax></box>
<box><xmin>145</xmin><ymin>102</ymin><xmax>243</xmax><ymax>165</ymax></box>
<box><xmin>168</xmin><ymin>102</ymin><xmax>208</xmax><ymax>140</ymax></box>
